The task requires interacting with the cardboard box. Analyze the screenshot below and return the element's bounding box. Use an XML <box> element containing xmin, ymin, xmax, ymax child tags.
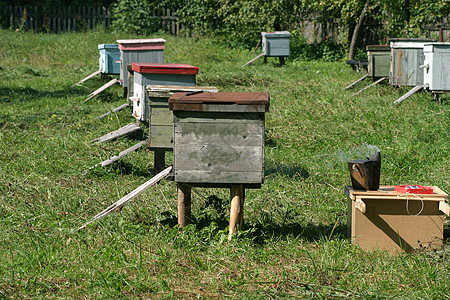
<box><xmin>345</xmin><ymin>185</ymin><xmax>449</xmax><ymax>254</ymax></box>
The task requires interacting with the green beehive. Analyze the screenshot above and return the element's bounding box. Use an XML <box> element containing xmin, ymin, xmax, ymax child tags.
<box><xmin>261</xmin><ymin>31</ymin><xmax>291</xmax><ymax>57</ymax></box>
<box><xmin>169</xmin><ymin>92</ymin><xmax>270</xmax><ymax>187</ymax></box>
<box><xmin>146</xmin><ymin>85</ymin><xmax>218</xmax><ymax>150</ymax></box>
<box><xmin>366</xmin><ymin>45</ymin><xmax>390</xmax><ymax>78</ymax></box>
<box><xmin>389</xmin><ymin>38</ymin><xmax>436</xmax><ymax>86</ymax></box>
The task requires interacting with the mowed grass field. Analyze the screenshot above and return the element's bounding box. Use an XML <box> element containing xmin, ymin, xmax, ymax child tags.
<box><xmin>0</xmin><ymin>29</ymin><xmax>449</xmax><ymax>299</ymax></box>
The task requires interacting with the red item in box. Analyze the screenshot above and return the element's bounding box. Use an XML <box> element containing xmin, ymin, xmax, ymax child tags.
<box><xmin>395</xmin><ymin>185</ymin><xmax>433</xmax><ymax>194</ymax></box>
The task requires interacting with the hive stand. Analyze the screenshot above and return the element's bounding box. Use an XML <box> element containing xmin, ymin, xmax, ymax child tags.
<box><xmin>169</xmin><ymin>92</ymin><xmax>270</xmax><ymax>239</ymax></box>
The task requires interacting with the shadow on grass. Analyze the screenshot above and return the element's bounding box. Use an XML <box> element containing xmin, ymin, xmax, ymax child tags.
<box><xmin>156</xmin><ymin>194</ymin><xmax>346</xmax><ymax>244</ymax></box>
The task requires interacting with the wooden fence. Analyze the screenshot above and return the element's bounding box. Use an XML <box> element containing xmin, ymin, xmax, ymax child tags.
<box><xmin>5</xmin><ymin>5</ymin><xmax>183</xmax><ymax>35</ymax></box>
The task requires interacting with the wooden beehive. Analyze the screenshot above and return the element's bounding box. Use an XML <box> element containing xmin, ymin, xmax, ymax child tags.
<box><xmin>345</xmin><ymin>186</ymin><xmax>449</xmax><ymax>254</ymax></box>
<box><xmin>98</xmin><ymin>44</ymin><xmax>120</xmax><ymax>75</ymax></box>
<box><xmin>146</xmin><ymin>85</ymin><xmax>218</xmax><ymax>150</ymax></box>
<box><xmin>131</xmin><ymin>63</ymin><xmax>199</xmax><ymax>122</ymax></box>
<box><xmin>366</xmin><ymin>45</ymin><xmax>390</xmax><ymax>78</ymax></box>
<box><xmin>169</xmin><ymin>92</ymin><xmax>270</xmax><ymax>187</ymax></box>
<box><xmin>423</xmin><ymin>42</ymin><xmax>450</xmax><ymax>92</ymax></box>
<box><xmin>261</xmin><ymin>31</ymin><xmax>291</xmax><ymax>57</ymax></box>
<box><xmin>389</xmin><ymin>38</ymin><xmax>435</xmax><ymax>87</ymax></box>
<box><xmin>116</xmin><ymin>39</ymin><xmax>165</xmax><ymax>88</ymax></box>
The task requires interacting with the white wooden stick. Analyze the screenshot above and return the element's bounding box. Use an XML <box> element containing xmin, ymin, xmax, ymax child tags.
<box><xmin>83</xmin><ymin>78</ymin><xmax>119</xmax><ymax>103</ymax></box>
<box><xmin>394</xmin><ymin>84</ymin><xmax>427</xmax><ymax>104</ymax></box>
<box><xmin>242</xmin><ymin>53</ymin><xmax>264</xmax><ymax>67</ymax></box>
<box><xmin>77</xmin><ymin>166</ymin><xmax>172</xmax><ymax>230</ymax></box>
<box><xmin>83</xmin><ymin>140</ymin><xmax>146</xmax><ymax>174</ymax></box>
<box><xmin>72</xmin><ymin>69</ymin><xmax>102</xmax><ymax>87</ymax></box>
<box><xmin>345</xmin><ymin>74</ymin><xmax>369</xmax><ymax>90</ymax></box>
<box><xmin>97</xmin><ymin>103</ymin><xmax>129</xmax><ymax>120</ymax></box>
<box><xmin>353</xmin><ymin>77</ymin><xmax>386</xmax><ymax>96</ymax></box>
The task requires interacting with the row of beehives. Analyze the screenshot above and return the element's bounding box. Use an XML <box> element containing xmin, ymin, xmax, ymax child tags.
<box><xmin>78</xmin><ymin>38</ymin><xmax>450</xmax><ymax>253</ymax></box>
<box><xmin>86</xmin><ymin>38</ymin><xmax>269</xmax><ymax>189</ymax></box>
<box><xmin>346</xmin><ymin>38</ymin><xmax>450</xmax><ymax>103</ymax></box>
<box><xmin>78</xmin><ymin>38</ymin><xmax>270</xmax><ymax>239</ymax></box>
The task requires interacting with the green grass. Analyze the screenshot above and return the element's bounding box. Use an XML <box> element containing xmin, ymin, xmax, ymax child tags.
<box><xmin>0</xmin><ymin>28</ymin><xmax>449</xmax><ymax>299</ymax></box>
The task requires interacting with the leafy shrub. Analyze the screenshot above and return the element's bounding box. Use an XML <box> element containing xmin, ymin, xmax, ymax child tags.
<box><xmin>289</xmin><ymin>31</ymin><xmax>346</xmax><ymax>62</ymax></box>
<box><xmin>111</xmin><ymin>0</ymin><xmax>159</xmax><ymax>35</ymax></box>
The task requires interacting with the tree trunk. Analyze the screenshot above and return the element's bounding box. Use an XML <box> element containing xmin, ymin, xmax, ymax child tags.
<box><xmin>348</xmin><ymin>0</ymin><xmax>370</xmax><ymax>60</ymax></box>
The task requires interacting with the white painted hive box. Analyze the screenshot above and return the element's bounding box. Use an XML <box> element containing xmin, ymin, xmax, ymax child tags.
<box><xmin>423</xmin><ymin>43</ymin><xmax>450</xmax><ymax>91</ymax></box>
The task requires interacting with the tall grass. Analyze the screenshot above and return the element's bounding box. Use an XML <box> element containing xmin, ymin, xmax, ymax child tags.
<box><xmin>0</xmin><ymin>28</ymin><xmax>449</xmax><ymax>298</ymax></box>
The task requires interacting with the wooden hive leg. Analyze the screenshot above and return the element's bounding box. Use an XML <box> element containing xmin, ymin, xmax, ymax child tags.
<box><xmin>154</xmin><ymin>150</ymin><xmax>166</xmax><ymax>173</ymax></box>
<box><xmin>229</xmin><ymin>184</ymin><xmax>244</xmax><ymax>240</ymax></box>
<box><xmin>177</xmin><ymin>183</ymin><xmax>191</xmax><ymax>228</ymax></box>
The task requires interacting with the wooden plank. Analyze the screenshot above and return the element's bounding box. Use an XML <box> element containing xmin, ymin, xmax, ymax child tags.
<box><xmin>91</xmin><ymin>123</ymin><xmax>142</xmax><ymax>144</ymax></box>
<box><xmin>83</xmin><ymin>78</ymin><xmax>118</xmax><ymax>103</ymax></box>
<box><xmin>72</xmin><ymin>69</ymin><xmax>102</xmax><ymax>86</ymax></box>
<box><xmin>175</xmin><ymin>112</ymin><xmax>263</xmax><ymax>123</ymax></box>
<box><xmin>175</xmin><ymin>121</ymin><xmax>263</xmax><ymax>138</ymax></box>
<box><xmin>345</xmin><ymin>185</ymin><xmax>448</xmax><ymax>201</ymax></box>
<box><xmin>175</xmin><ymin>144</ymin><xmax>263</xmax><ymax>172</ymax></box>
<box><xmin>84</xmin><ymin>140</ymin><xmax>146</xmax><ymax>173</ymax></box>
<box><xmin>77</xmin><ymin>166</ymin><xmax>172</xmax><ymax>230</ymax></box>
<box><xmin>355</xmin><ymin>198</ymin><xmax>366</xmax><ymax>213</ymax></box>
<box><xmin>394</xmin><ymin>84</ymin><xmax>427</xmax><ymax>104</ymax></box>
<box><xmin>175</xmin><ymin>170</ymin><xmax>262</xmax><ymax>185</ymax></box>
<box><xmin>97</xmin><ymin>103</ymin><xmax>129</xmax><ymax>120</ymax></box>
<box><xmin>229</xmin><ymin>184</ymin><xmax>244</xmax><ymax>240</ymax></box>
<box><xmin>353</xmin><ymin>77</ymin><xmax>386</xmax><ymax>96</ymax></box>
<box><xmin>174</xmin><ymin>127</ymin><xmax>263</xmax><ymax>146</ymax></box>
<box><xmin>242</xmin><ymin>53</ymin><xmax>264</xmax><ymax>67</ymax></box>
<box><xmin>345</xmin><ymin>74</ymin><xmax>369</xmax><ymax>90</ymax></box>
<box><xmin>439</xmin><ymin>201</ymin><xmax>450</xmax><ymax>216</ymax></box>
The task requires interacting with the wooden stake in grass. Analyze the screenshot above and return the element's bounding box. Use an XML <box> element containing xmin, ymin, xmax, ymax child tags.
<box><xmin>177</xmin><ymin>183</ymin><xmax>192</xmax><ymax>228</ymax></box>
<box><xmin>228</xmin><ymin>184</ymin><xmax>244</xmax><ymax>240</ymax></box>
<box><xmin>77</xmin><ymin>166</ymin><xmax>172</xmax><ymax>231</ymax></box>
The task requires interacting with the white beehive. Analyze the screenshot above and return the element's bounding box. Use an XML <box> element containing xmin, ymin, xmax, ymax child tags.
<box><xmin>423</xmin><ymin>43</ymin><xmax>450</xmax><ymax>91</ymax></box>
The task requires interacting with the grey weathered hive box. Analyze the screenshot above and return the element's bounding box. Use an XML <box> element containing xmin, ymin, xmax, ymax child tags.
<box><xmin>131</xmin><ymin>63</ymin><xmax>199</xmax><ymax>121</ymax></box>
<box><xmin>98</xmin><ymin>44</ymin><xmax>120</xmax><ymax>75</ymax></box>
<box><xmin>169</xmin><ymin>92</ymin><xmax>270</xmax><ymax>187</ymax></box>
<box><xmin>261</xmin><ymin>31</ymin><xmax>291</xmax><ymax>57</ymax></box>
<box><xmin>146</xmin><ymin>85</ymin><xmax>218</xmax><ymax>150</ymax></box>
<box><xmin>366</xmin><ymin>45</ymin><xmax>390</xmax><ymax>78</ymax></box>
<box><xmin>423</xmin><ymin>43</ymin><xmax>450</xmax><ymax>91</ymax></box>
<box><xmin>116</xmin><ymin>39</ymin><xmax>165</xmax><ymax>88</ymax></box>
<box><xmin>389</xmin><ymin>38</ymin><xmax>436</xmax><ymax>86</ymax></box>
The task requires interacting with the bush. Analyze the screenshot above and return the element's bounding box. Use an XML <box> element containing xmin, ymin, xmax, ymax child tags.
<box><xmin>111</xmin><ymin>0</ymin><xmax>159</xmax><ymax>35</ymax></box>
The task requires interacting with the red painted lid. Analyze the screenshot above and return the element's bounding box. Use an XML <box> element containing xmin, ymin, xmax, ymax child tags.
<box><xmin>132</xmin><ymin>63</ymin><xmax>199</xmax><ymax>75</ymax></box>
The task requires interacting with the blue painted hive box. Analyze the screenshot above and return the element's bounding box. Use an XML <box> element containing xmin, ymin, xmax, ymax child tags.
<box><xmin>117</xmin><ymin>39</ymin><xmax>166</xmax><ymax>88</ymax></box>
<box><xmin>261</xmin><ymin>31</ymin><xmax>291</xmax><ymax>57</ymax></box>
<box><xmin>131</xmin><ymin>63</ymin><xmax>199</xmax><ymax>122</ymax></box>
<box><xmin>389</xmin><ymin>38</ymin><xmax>436</xmax><ymax>87</ymax></box>
<box><xmin>169</xmin><ymin>92</ymin><xmax>270</xmax><ymax>188</ymax></box>
<box><xmin>423</xmin><ymin>43</ymin><xmax>450</xmax><ymax>92</ymax></box>
<box><xmin>98</xmin><ymin>44</ymin><xmax>120</xmax><ymax>75</ymax></box>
